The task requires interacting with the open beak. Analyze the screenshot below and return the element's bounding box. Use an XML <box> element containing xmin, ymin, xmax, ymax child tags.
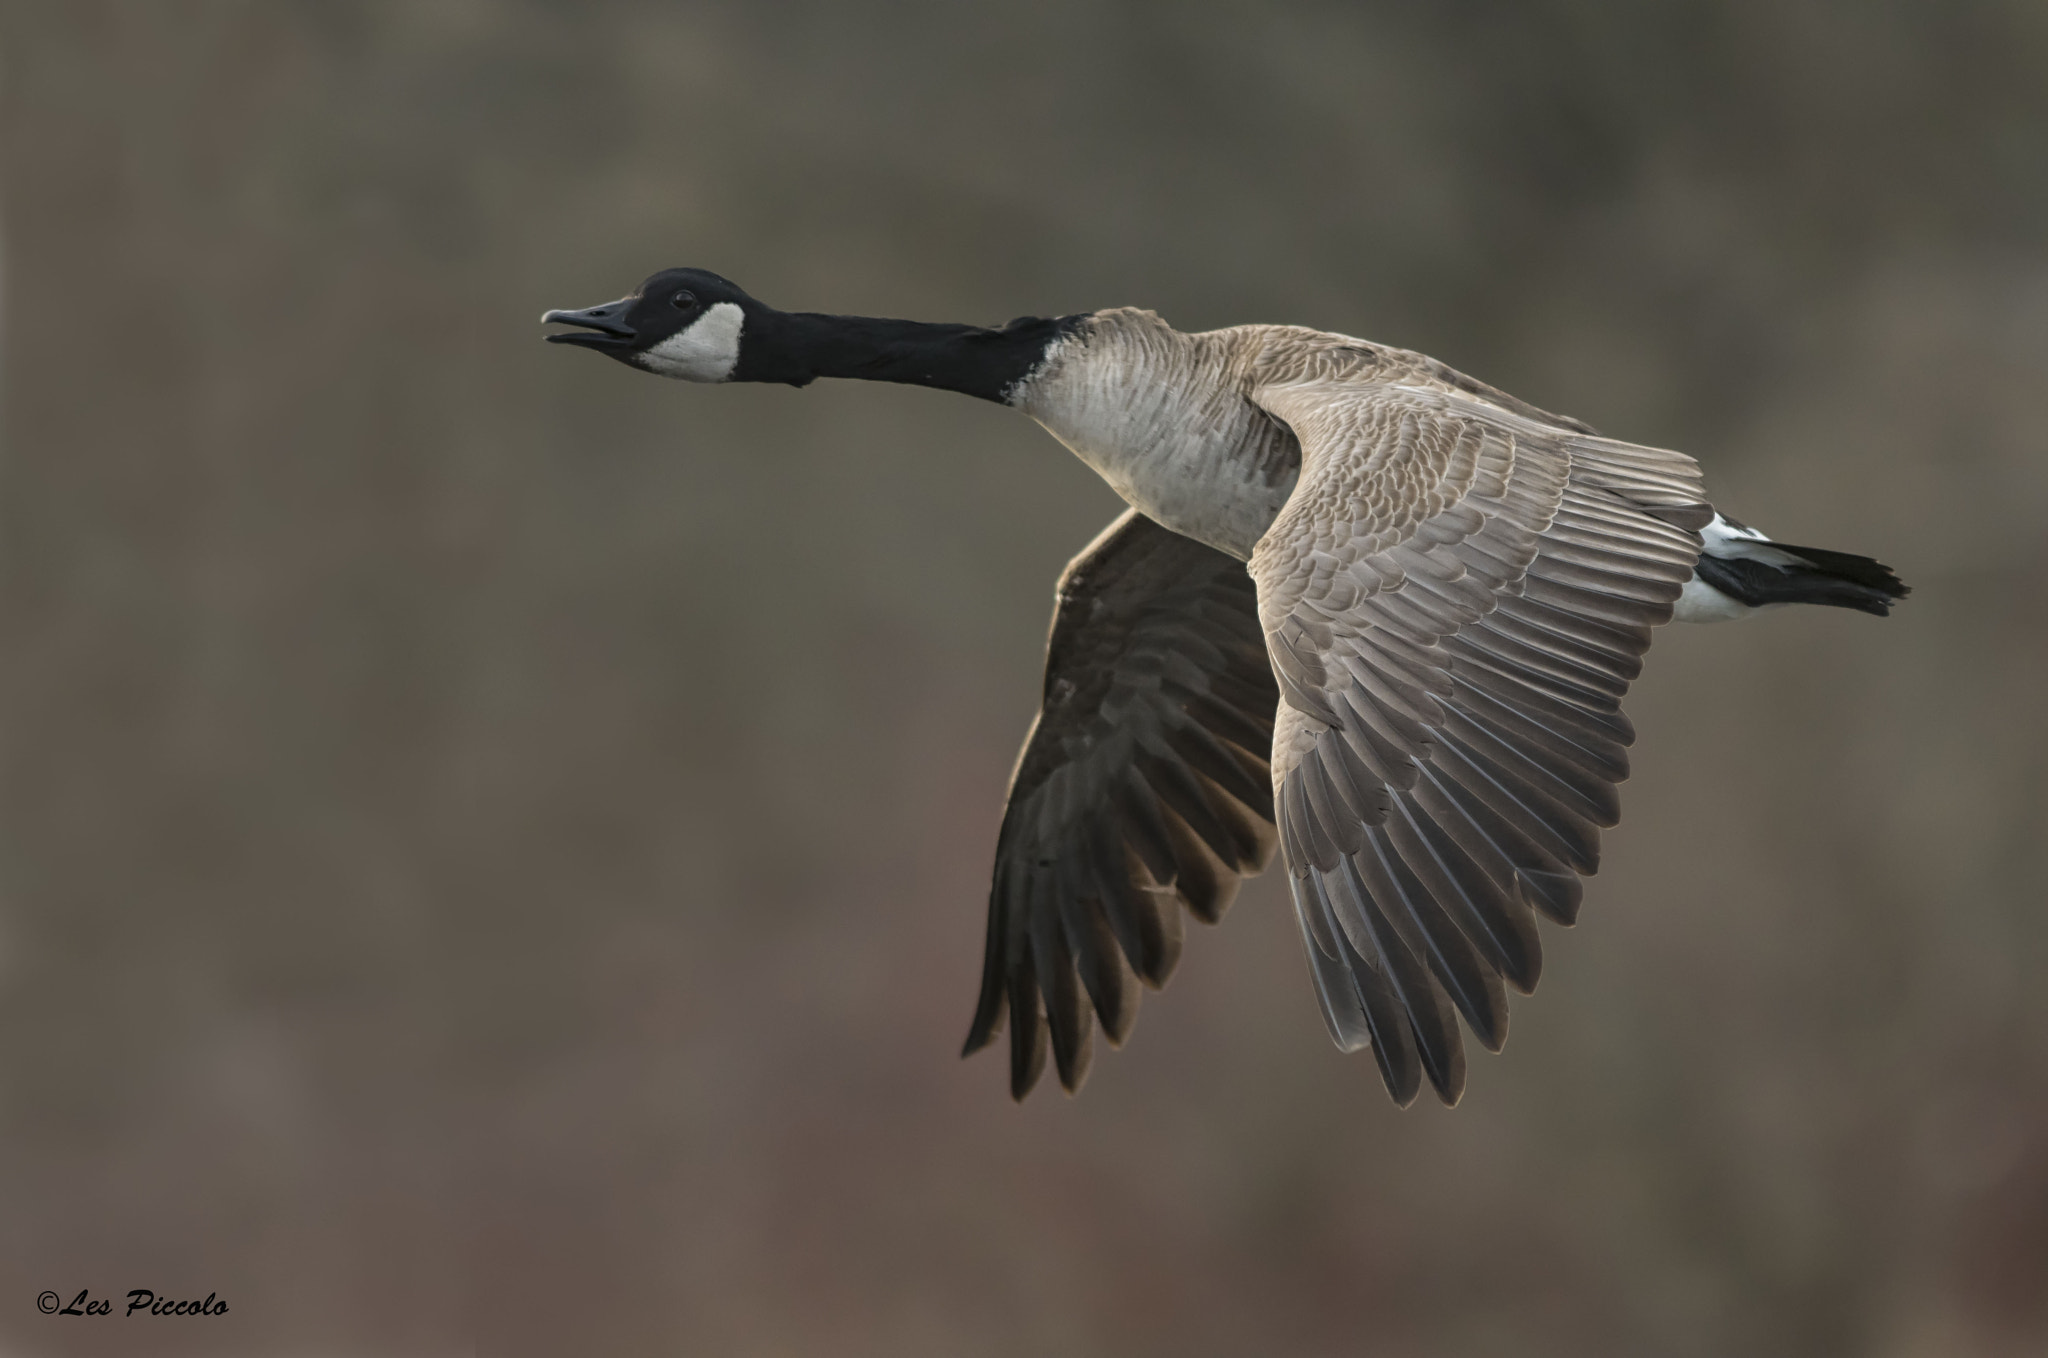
<box><xmin>541</xmin><ymin>296</ymin><xmax>637</xmax><ymax>350</ymax></box>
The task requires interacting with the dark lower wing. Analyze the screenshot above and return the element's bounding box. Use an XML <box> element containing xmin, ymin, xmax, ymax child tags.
<box><xmin>964</xmin><ymin>511</ymin><xmax>1280</xmax><ymax>1098</ymax></box>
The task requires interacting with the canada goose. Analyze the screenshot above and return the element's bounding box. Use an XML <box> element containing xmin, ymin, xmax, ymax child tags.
<box><xmin>544</xmin><ymin>269</ymin><xmax>1908</xmax><ymax>1107</ymax></box>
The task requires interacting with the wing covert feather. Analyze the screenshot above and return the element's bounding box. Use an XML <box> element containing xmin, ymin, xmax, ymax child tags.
<box><xmin>1249</xmin><ymin>382</ymin><xmax>1705</xmax><ymax>1106</ymax></box>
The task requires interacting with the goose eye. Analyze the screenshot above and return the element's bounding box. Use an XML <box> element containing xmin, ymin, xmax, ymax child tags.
<box><xmin>672</xmin><ymin>290</ymin><xmax>698</xmax><ymax>310</ymax></box>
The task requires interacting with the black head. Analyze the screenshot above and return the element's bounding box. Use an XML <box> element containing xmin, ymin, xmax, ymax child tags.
<box><xmin>542</xmin><ymin>268</ymin><xmax>762</xmax><ymax>381</ymax></box>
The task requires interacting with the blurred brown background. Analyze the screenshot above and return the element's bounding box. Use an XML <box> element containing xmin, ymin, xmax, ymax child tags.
<box><xmin>3</xmin><ymin>2</ymin><xmax>2045</xmax><ymax>1355</ymax></box>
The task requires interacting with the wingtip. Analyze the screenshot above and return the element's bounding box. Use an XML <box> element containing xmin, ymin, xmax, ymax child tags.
<box><xmin>1414</xmin><ymin>1031</ymin><xmax>1466</xmax><ymax>1107</ymax></box>
<box><xmin>1008</xmin><ymin>1059</ymin><xmax>1045</xmax><ymax>1102</ymax></box>
<box><xmin>961</xmin><ymin>985</ymin><xmax>1006</xmax><ymax>1058</ymax></box>
<box><xmin>1007</xmin><ymin>997</ymin><xmax>1048</xmax><ymax>1101</ymax></box>
<box><xmin>1054</xmin><ymin>1047</ymin><xmax>1093</xmax><ymax>1096</ymax></box>
<box><xmin>1097</xmin><ymin>991</ymin><xmax>1137</xmax><ymax>1049</ymax></box>
<box><xmin>1378</xmin><ymin>1057</ymin><xmax>1423</xmax><ymax>1110</ymax></box>
<box><xmin>1366</xmin><ymin>1025</ymin><xmax>1423</xmax><ymax>1108</ymax></box>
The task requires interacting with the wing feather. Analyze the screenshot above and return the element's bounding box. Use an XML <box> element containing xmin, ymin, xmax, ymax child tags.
<box><xmin>965</xmin><ymin>511</ymin><xmax>1279</xmax><ymax>1097</ymax></box>
<box><xmin>1250</xmin><ymin>380</ymin><xmax>1703</xmax><ymax>1104</ymax></box>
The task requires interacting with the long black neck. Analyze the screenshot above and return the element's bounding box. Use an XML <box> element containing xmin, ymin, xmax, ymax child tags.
<box><xmin>733</xmin><ymin>309</ymin><xmax>1080</xmax><ymax>404</ymax></box>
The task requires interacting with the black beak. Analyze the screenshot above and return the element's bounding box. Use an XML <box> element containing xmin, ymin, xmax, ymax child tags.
<box><xmin>542</xmin><ymin>297</ymin><xmax>637</xmax><ymax>350</ymax></box>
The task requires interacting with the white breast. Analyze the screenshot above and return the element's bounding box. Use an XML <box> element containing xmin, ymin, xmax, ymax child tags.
<box><xmin>1014</xmin><ymin>326</ymin><xmax>1295</xmax><ymax>560</ymax></box>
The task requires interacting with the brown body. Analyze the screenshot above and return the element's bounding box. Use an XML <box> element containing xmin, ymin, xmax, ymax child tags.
<box><xmin>984</xmin><ymin>309</ymin><xmax>1730</xmax><ymax>1104</ymax></box>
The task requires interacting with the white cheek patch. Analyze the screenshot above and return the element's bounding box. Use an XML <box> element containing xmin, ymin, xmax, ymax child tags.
<box><xmin>635</xmin><ymin>302</ymin><xmax>744</xmax><ymax>382</ymax></box>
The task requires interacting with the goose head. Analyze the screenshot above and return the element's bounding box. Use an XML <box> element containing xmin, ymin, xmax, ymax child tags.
<box><xmin>542</xmin><ymin>268</ymin><xmax>758</xmax><ymax>382</ymax></box>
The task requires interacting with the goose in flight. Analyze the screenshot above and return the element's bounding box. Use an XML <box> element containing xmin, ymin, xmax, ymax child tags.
<box><xmin>544</xmin><ymin>270</ymin><xmax>1907</xmax><ymax>1107</ymax></box>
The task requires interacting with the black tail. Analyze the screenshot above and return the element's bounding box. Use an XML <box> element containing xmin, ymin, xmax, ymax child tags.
<box><xmin>1694</xmin><ymin>544</ymin><xmax>1911</xmax><ymax>617</ymax></box>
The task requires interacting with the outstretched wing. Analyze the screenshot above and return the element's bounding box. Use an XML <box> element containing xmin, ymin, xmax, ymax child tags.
<box><xmin>1248</xmin><ymin>381</ymin><xmax>1709</xmax><ymax>1107</ymax></box>
<box><xmin>965</xmin><ymin>510</ymin><xmax>1280</xmax><ymax>1098</ymax></box>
